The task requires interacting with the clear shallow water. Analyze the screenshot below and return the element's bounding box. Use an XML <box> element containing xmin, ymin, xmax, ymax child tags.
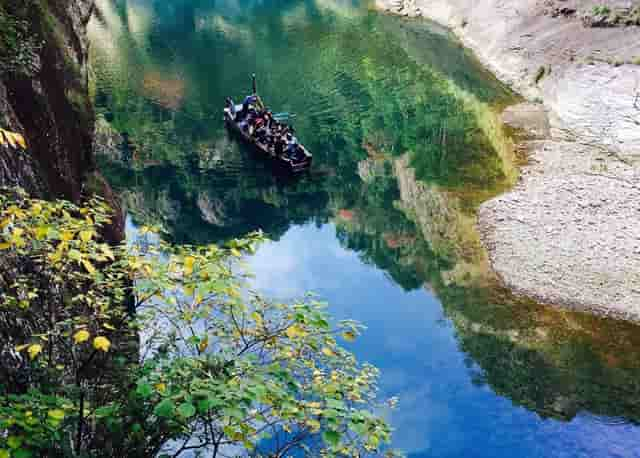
<box><xmin>92</xmin><ymin>0</ymin><xmax>640</xmax><ymax>456</ymax></box>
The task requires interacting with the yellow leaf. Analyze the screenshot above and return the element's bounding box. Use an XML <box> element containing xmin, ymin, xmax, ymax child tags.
<box><xmin>49</xmin><ymin>250</ymin><xmax>62</xmax><ymax>263</ymax></box>
<box><xmin>6</xmin><ymin>131</ymin><xmax>25</xmax><ymax>149</ymax></box>
<box><xmin>342</xmin><ymin>331</ymin><xmax>356</xmax><ymax>342</ymax></box>
<box><xmin>79</xmin><ymin>230</ymin><xmax>93</xmax><ymax>242</ymax></box>
<box><xmin>13</xmin><ymin>132</ymin><xmax>26</xmax><ymax>149</ymax></box>
<box><xmin>27</xmin><ymin>344</ymin><xmax>42</xmax><ymax>360</ymax></box>
<box><xmin>2</xmin><ymin>129</ymin><xmax>16</xmax><ymax>148</ymax></box>
<box><xmin>103</xmin><ymin>323</ymin><xmax>116</xmax><ymax>331</ymax></box>
<box><xmin>93</xmin><ymin>336</ymin><xmax>111</xmax><ymax>352</ymax></box>
<box><xmin>73</xmin><ymin>330</ymin><xmax>90</xmax><ymax>344</ymax></box>
<box><xmin>81</xmin><ymin>259</ymin><xmax>96</xmax><ymax>275</ymax></box>
<box><xmin>285</xmin><ymin>325</ymin><xmax>307</xmax><ymax>339</ymax></box>
<box><xmin>47</xmin><ymin>409</ymin><xmax>65</xmax><ymax>421</ymax></box>
<box><xmin>198</xmin><ymin>335</ymin><xmax>209</xmax><ymax>353</ymax></box>
<box><xmin>15</xmin><ymin>344</ymin><xmax>29</xmax><ymax>352</ymax></box>
<box><xmin>34</xmin><ymin>226</ymin><xmax>49</xmax><ymax>240</ymax></box>
<box><xmin>306</xmin><ymin>418</ymin><xmax>321</xmax><ymax>432</ymax></box>
<box><xmin>184</xmin><ymin>256</ymin><xmax>195</xmax><ymax>276</ymax></box>
<box><xmin>30</xmin><ymin>203</ymin><xmax>42</xmax><ymax>215</ymax></box>
<box><xmin>322</xmin><ymin>347</ymin><xmax>336</xmax><ymax>357</ymax></box>
<box><xmin>230</xmin><ymin>248</ymin><xmax>241</xmax><ymax>257</ymax></box>
<box><xmin>61</xmin><ymin>231</ymin><xmax>75</xmax><ymax>241</ymax></box>
<box><xmin>155</xmin><ymin>383</ymin><xmax>166</xmax><ymax>393</ymax></box>
<box><xmin>251</xmin><ymin>311</ymin><xmax>263</xmax><ymax>327</ymax></box>
<box><xmin>0</xmin><ymin>243</ymin><xmax>11</xmax><ymax>250</ymax></box>
<box><xmin>101</xmin><ymin>245</ymin><xmax>115</xmax><ymax>261</ymax></box>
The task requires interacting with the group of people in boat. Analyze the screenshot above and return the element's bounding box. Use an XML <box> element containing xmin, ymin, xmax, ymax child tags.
<box><xmin>226</xmin><ymin>95</ymin><xmax>306</xmax><ymax>162</ymax></box>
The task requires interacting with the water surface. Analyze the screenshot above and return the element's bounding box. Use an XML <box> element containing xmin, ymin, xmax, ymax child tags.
<box><xmin>90</xmin><ymin>0</ymin><xmax>640</xmax><ymax>456</ymax></box>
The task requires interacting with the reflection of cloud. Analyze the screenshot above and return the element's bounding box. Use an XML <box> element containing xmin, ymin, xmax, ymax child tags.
<box><xmin>195</xmin><ymin>14</ymin><xmax>253</xmax><ymax>44</ymax></box>
<box><xmin>312</xmin><ymin>0</ymin><xmax>363</xmax><ymax>18</ymax></box>
<box><xmin>247</xmin><ymin>223</ymin><xmax>360</xmax><ymax>298</ymax></box>
<box><xmin>126</xmin><ymin>0</ymin><xmax>154</xmax><ymax>45</ymax></box>
<box><xmin>89</xmin><ymin>0</ymin><xmax>125</xmax><ymax>62</ymax></box>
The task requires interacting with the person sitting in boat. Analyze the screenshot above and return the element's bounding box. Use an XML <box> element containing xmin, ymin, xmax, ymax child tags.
<box><xmin>239</xmin><ymin>95</ymin><xmax>258</xmax><ymax>119</ymax></box>
<box><xmin>226</xmin><ymin>97</ymin><xmax>237</xmax><ymax>120</ymax></box>
<box><xmin>285</xmin><ymin>140</ymin><xmax>299</xmax><ymax>159</ymax></box>
<box><xmin>285</xmin><ymin>132</ymin><xmax>298</xmax><ymax>147</ymax></box>
<box><xmin>255</xmin><ymin>123</ymin><xmax>268</xmax><ymax>144</ymax></box>
<box><xmin>264</xmin><ymin>111</ymin><xmax>274</xmax><ymax>129</ymax></box>
<box><xmin>275</xmin><ymin>137</ymin><xmax>285</xmax><ymax>157</ymax></box>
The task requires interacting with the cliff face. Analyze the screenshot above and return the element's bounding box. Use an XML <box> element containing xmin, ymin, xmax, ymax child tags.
<box><xmin>377</xmin><ymin>0</ymin><xmax>640</xmax><ymax>158</ymax></box>
<box><xmin>0</xmin><ymin>0</ymin><xmax>123</xmax><ymax>241</ymax></box>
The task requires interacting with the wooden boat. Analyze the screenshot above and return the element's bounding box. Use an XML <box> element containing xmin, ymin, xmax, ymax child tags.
<box><xmin>223</xmin><ymin>76</ymin><xmax>312</xmax><ymax>174</ymax></box>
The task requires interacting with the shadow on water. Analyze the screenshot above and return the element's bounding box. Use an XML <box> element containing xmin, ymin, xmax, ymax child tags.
<box><xmin>90</xmin><ymin>0</ymin><xmax>640</xmax><ymax>455</ymax></box>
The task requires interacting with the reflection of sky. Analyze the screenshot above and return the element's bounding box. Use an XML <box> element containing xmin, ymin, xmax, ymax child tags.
<box><xmin>246</xmin><ymin>223</ymin><xmax>640</xmax><ymax>458</ymax></box>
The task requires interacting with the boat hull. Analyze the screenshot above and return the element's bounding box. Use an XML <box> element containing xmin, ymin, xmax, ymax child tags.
<box><xmin>223</xmin><ymin>110</ymin><xmax>312</xmax><ymax>174</ymax></box>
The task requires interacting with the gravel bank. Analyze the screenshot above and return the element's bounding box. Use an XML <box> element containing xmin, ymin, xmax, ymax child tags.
<box><xmin>481</xmin><ymin>103</ymin><xmax>640</xmax><ymax>321</ymax></box>
<box><xmin>375</xmin><ymin>0</ymin><xmax>640</xmax><ymax>319</ymax></box>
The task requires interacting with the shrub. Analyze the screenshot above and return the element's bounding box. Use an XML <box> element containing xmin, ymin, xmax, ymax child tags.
<box><xmin>0</xmin><ymin>188</ymin><xmax>399</xmax><ymax>457</ymax></box>
<box><xmin>592</xmin><ymin>5</ymin><xmax>611</xmax><ymax>16</ymax></box>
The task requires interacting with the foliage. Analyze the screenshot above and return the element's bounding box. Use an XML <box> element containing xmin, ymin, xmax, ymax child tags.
<box><xmin>0</xmin><ymin>129</ymin><xmax>27</xmax><ymax>150</ymax></box>
<box><xmin>0</xmin><ymin>188</ymin><xmax>398</xmax><ymax>457</ymax></box>
<box><xmin>592</xmin><ymin>5</ymin><xmax>611</xmax><ymax>16</ymax></box>
<box><xmin>0</xmin><ymin>5</ymin><xmax>40</xmax><ymax>76</ymax></box>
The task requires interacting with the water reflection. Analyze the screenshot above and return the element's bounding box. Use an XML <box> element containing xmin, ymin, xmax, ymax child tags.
<box><xmin>90</xmin><ymin>0</ymin><xmax>640</xmax><ymax>456</ymax></box>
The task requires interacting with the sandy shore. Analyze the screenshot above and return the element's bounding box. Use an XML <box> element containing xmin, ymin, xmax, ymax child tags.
<box><xmin>376</xmin><ymin>0</ymin><xmax>640</xmax><ymax>320</ymax></box>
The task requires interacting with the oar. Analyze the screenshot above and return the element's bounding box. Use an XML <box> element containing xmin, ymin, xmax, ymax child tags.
<box><xmin>273</xmin><ymin>112</ymin><xmax>297</xmax><ymax>120</ymax></box>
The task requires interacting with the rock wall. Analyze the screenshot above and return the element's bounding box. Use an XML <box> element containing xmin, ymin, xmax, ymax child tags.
<box><xmin>0</xmin><ymin>0</ymin><xmax>123</xmax><ymax>242</ymax></box>
<box><xmin>377</xmin><ymin>0</ymin><xmax>640</xmax><ymax>158</ymax></box>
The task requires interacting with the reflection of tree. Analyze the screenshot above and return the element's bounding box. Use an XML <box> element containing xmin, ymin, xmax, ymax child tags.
<box><xmin>455</xmin><ymin>313</ymin><xmax>640</xmax><ymax>423</ymax></box>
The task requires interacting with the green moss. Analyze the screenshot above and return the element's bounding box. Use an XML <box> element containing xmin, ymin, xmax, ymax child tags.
<box><xmin>0</xmin><ymin>3</ymin><xmax>40</xmax><ymax>75</ymax></box>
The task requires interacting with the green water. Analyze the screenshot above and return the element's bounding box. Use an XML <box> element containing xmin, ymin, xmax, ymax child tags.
<box><xmin>90</xmin><ymin>0</ymin><xmax>640</xmax><ymax>456</ymax></box>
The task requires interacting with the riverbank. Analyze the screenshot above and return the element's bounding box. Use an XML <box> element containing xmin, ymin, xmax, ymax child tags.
<box><xmin>375</xmin><ymin>0</ymin><xmax>640</xmax><ymax>320</ymax></box>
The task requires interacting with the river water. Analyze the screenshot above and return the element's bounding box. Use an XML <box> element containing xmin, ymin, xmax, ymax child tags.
<box><xmin>89</xmin><ymin>0</ymin><xmax>640</xmax><ymax>456</ymax></box>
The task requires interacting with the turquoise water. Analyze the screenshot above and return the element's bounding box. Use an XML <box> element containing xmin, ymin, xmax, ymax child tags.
<box><xmin>91</xmin><ymin>0</ymin><xmax>640</xmax><ymax>456</ymax></box>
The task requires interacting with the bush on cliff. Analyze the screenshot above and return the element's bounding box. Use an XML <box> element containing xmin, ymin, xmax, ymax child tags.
<box><xmin>0</xmin><ymin>188</ymin><xmax>398</xmax><ymax>457</ymax></box>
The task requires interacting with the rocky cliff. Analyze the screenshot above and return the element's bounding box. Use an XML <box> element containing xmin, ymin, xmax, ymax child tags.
<box><xmin>0</xmin><ymin>0</ymin><xmax>123</xmax><ymax>241</ymax></box>
<box><xmin>377</xmin><ymin>0</ymin><xmax>640</xmax><ymax>157</ymax></box>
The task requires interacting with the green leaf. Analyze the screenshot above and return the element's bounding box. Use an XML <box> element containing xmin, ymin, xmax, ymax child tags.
<box><xmin>47</xmin><ymin>409</ymin><xmax>65</xmax><ymax>421</ymax></box>
<box><xmin>177</xmin><ymin>402</ymin><xmax>196</xmax><ymax>418</ymax></box>
<box><xmin>136</xmin><ymin>382</ymin><xmax>153</xmax><ymax>399</ymax></box>
<box><xmin>153</xmin><ymin>399</ymin><xmax>176</xmax><ymax>418</ymax></box>
<box><xmin>7</xmin><ymin>436</ymin><xmax>22</xmax><ymax>449</ymax></box>
<box><xmin>14</xmin><ymin>450</ymin><xmax>32</xmax><ymax>458</ymax></box>
<box><xmin>322</xmin><ymin>430</ymin><xmax>341</xmax><ymax>447</ymax></box>
<box><xmin>95</xmin><ymin>405</ymin><xmax>117</xmax><ymax>419</ymax></box>
<box><xmin>326</xmin><ymin>399</ymin><xmax>345</xmax><ymax>410</ymax></box>
<box><xmin>197</xmin><ymin>398</ymin><xmax>212</xmax><ymax>413</ymax></box>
